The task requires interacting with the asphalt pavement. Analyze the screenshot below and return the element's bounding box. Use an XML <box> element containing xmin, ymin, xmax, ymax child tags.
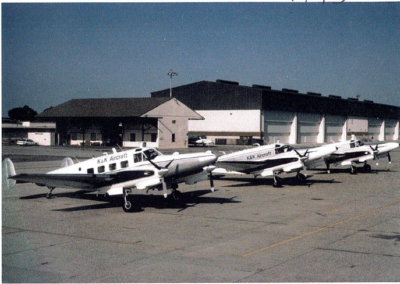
<box><xmin>2</xmin><ymin>144</ymin><xmax>400</xmax><ymax>282</ymax></box>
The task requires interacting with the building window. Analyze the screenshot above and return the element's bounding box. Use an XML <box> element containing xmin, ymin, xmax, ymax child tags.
<box><xmin>151</xmin><ymin>133</ymin><xmax>157</xmax><ymax>142</ymax></box>
<box><xmin>91</xmin><ymin>133</ymin><xmax>96</xmax><ymax>141</ymax></box>
<box><xmin>71</xmin><ymin>133</ymin><xmax>77</xmax><ymax>140</ymax></box>
<box><xmin>130</xmin><ymin>133</ymin><xmax>136</xmax><ymax>142</ymax></box>
<box><xmin>172</xmin><ymin>134</ymin><xmax>175</xmax><ymax>143</ymax></box>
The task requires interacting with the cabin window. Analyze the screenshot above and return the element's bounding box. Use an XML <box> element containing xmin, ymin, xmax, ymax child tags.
<box><xmin>91</xmin><ymin>133</ymin><xmax>97</xmax><ymax>141</ymax></box>
<box><xmin>87</xmin><ymin>168</ymin><xmax>94</xmax><ymax>174</ymax></box>
<box><xmin>134</xmin><ymin>153</ymin><xmax>142</xmax><ymax>163</ymax></box>
<box><xmin>121</xmin><ymin>161</ymin><xmax>129</xmax><ymax>168</ymax></box>
<box><xmin>130</xmin><ymin>133</ymin><xmax>136</xmax><ymax>142</ymax></box>
<box><xmin>109</xmin><ymin>163</ymin><xmax>116</xmax><ymax>171</ymax></box>
<box><xmin>71</xmin><ymin>133</ymin><xmax>77</xmax><ymax>140</ymax></box>
<box><xmin>98</xmin><ymin>166</ymin><xmax>105</xmax><ymax>173</ymax></box>
<box><xmin>350</xmin><ymin>142</ymin><xmax>355</xmax><ymax>148</ymax></box>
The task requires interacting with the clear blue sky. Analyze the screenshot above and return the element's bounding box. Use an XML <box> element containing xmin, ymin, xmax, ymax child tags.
<box><xmin>2</xmin><ymin>2</ymin><xmax>400</xmax><ymax>115</ymax></box>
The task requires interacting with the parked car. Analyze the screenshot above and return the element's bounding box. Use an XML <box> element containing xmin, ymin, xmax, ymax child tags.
<box><xmin>188</xmin><ymin>135</ymin><xmax>214</xmax><ymax>147</ymax></box>
<box><xmin>17</xmin><ymin>138</ymin><xmax>38</xmax><ymax>146</ymax></box>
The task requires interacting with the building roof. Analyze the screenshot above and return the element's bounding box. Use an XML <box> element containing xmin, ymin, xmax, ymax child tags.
<box><xmin>151</xmin><ymin>80</ymin><xmax>400</xmax><ymax>119</ymax></box>
<box><xmin>37</xmin><ymin>97</ymin><xmax>174</xmax><ymax>118</ymax></box>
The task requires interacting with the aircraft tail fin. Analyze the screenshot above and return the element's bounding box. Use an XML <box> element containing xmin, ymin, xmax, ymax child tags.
<box><xmin>61</xmin><ymin>157</ymin><xmax>74</xmax><ymax>168</ymax></box>
<box><xmin>2</xmin><ymin>158</ymin><xmax>17</xmax><ymax>190</ymax></box>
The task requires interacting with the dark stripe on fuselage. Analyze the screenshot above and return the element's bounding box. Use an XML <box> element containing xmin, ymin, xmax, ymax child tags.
<box><xmin>12</xmin><ymin>170</ymin><xmax>155</xmax><ymax>190</ymax></box>
<box><xmin>217</xmin><ymin>158</ymin><xmax>299</xmax><ymax>174</ymax></box>
<box><xmin>325</xmin><ymin>151</ymin><xmax>370</xmax><ymax>163</ymax></box>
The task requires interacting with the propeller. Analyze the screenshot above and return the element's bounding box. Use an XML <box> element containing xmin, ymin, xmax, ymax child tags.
<box><xmin>369</xmin><ymin>144</ymin><xmax>379</xmax><ymax>165</ymax></box>
<box><xmin>204</xmin><ymin>165</ymin><xmax>216</xmax><ymax>192</ymax></box>
<box><xmin>145</xmin><ymin>156</ymin><xmax>174</xmax><ymax>198</ymax></box>
<box><xmin>209</xmin><ymin>171</ymin><xmax>215</xmax><ymax>192</ymax></box>
<box><xmin>294</xmin><ymin>149</ymin><xmax>309</xmax><ymax>161</ymax></box>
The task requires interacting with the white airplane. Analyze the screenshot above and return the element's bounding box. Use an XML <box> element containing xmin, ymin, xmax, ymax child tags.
<box><xmin>323</xmin><ymin>139</ymin><xmax>399</xmax><ymax>174</ymax></box>
<box><xmin>2</xmin><ymin>147</ymin><xmax>217</xmax><ymax>212</ymax></box>
<box><xmin>214</xmin><ymin>143</ymin><xmax>337</xmax><ymax>187</ymax></box>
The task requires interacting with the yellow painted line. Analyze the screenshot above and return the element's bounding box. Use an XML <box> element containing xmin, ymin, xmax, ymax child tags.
<box><xmin>242</xmin><ymin>200</ymin><xmax>400</xmax><ymax>257</ymax></box>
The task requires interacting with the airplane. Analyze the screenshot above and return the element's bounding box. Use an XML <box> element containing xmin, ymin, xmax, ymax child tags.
<box><xmin>322</xmin><ymin>139</ymin><xmax>399</xmax><ymax>174</ymax></box>
<box><xmin>213</xmin><ymin>143</ymin><xmax>337</xmax><ymax>187</ymax></box>
<box><xmin>2</xmin><ymin>146</ymin><xmax>218</xmax><ymax>212</ymax></box>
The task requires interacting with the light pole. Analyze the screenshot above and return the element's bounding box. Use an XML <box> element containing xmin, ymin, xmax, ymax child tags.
<box><xmin>167</xmin><ymin>69</ymin><xmax>178</xmax><ymax>97</ymax></box>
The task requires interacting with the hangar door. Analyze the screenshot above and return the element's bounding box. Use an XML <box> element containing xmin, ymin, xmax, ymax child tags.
<box><xmin>263</xmin><ymin>111</ymin><xmax>294</xmax><ymax>144</ymax></box>
<box><xmin>325</xmin><ymin>115</ymin><xmax>346</xmax><ymax>143</ymax></box>
<box><xmin>385</xmin><ymin>119</ymin><xmax>398</xmax><ymax>141</ymax></box>
<box><xmin>368</xmin><ymin>117</ymin><xmax>382</xmax><ymax>141</ymax></box>
<box><xmin>297</xmin><ymin>113</ymin><xmax>321</xmax><ymax>144</ymax></box>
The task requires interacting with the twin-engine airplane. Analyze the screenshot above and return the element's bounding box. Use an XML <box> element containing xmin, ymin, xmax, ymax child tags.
<box><xmin>214</xmin><ymin>143</ymin><xmax>337</xmax><ymax>187</ymax></box>
<box><xmin>323</xmin><ymin>139</ymin><xmax>399</xmax><ymax>174</ymax></box>
<box><xmin>2</xmin><ymin>147</ymin><xmax>217</xmax><ymax>212</ymax></box>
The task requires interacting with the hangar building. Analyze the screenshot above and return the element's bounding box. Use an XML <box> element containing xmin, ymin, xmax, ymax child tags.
<box><xmin>37</xmin><ymin>97</ymin><xmax>202</xmax><ymax>148</ymax></box>
<box><xmin>152</xmin><ymin>80</ymin><xmax>400</xmax><ymax>145</ymax></box>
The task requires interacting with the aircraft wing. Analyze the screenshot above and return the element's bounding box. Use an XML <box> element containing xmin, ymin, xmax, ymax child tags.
<box><xmin>9</xmin><ymin>170</ymin><xmax>156</xmax><ymax>190</ymax></box>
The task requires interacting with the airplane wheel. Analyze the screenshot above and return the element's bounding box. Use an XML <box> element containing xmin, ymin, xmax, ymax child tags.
<box><xmin>363</xmin><ymin>164</ymin><xmax>372</xmax><ymax>173</ymax></box>
<box><xmin>273</xmin><ymin>176</ymin><xmax>282</xmax><ymax>188</ymax></box>
<box><xmin>296</xmin><ymin>173</ymin><xmax>307</xmax><ymax>185</ymax></box>
<box><xmin>123</xmin><ymin>201</ymin><xmax>133</xmax><ymax>212</ymax></box>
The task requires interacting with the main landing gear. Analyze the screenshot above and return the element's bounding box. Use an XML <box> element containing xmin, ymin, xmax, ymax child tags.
<box><xmin>363</xmin><ymin>163</ymin><xmax>372</xmax><ymax>173</ymax></box>
<box><xmin>170</xmin><ymin>183</ymin><xmax>182</xmax><ymax>202</ymax></box>
<box><xmin>46</xmin><ymin>187</ymin><xmax>55</xmax><ymax>199</ymax></box>
<box><xmin>273</xmin><ymin>175</ymin><xmax>282</xmax><ymax>188</ymax></box>
<box><xmin>296</xmin><ymin>173</ymin><xmax>307</xmax><ymax>185</ymax></box>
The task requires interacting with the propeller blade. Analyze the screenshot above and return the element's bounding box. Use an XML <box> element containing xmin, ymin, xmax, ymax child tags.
<box><xmin>161</xmin><ymin>177</ymin><xmax>168</xmax><ymax>198</ymax></box>
<box><xmin>165</xmin><ymin>159</ymin><xmax>174</xmax><ymax>168</ymax></box>
<box><xmin>294</xmin><ymin>149</ymin><xmax>302</xmax><ymax>157</ymax></box>
<box><xmin>146</xmin><ymin>158</ymin><xmax>162</xmax><ymax>170</ymax></box>
<box><xmin>210</xmin><ymin>171</ymin><xmax>215</xmax><ymax>192</ymax></box>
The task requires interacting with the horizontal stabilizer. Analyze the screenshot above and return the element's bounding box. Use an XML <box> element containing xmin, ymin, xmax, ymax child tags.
<box><xmin>2</xmin><ymin>158</ymin><xmax>17</xmax><ymax>190</ymax></box>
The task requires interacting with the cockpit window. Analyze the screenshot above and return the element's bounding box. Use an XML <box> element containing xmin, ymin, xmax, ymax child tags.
<box><xmin>356</xmin><ymin>141</ymin><xmax>364</xmax><ymax>147</ymax></box>
<box><xmin>275</xmin><ymin>145</ymin><xmax>293</xmax><ymax>154</ymax></box>
<box><xmin>143</xmin><ymin>149</ymin><xmax>159</xmax><ymax>160</ymax></box>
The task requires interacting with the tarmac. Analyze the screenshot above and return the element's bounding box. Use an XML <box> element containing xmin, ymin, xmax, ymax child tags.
<box><xmin>2</xmin><ymin>144</ymin><xmax>400</xmax><ymax>282</ymax></box>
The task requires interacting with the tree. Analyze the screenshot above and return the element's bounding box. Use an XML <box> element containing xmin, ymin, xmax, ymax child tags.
<box><xmin>8</xmin><ymin>105</ymin><xmax>38</xmax><ymax>122</ymax></box>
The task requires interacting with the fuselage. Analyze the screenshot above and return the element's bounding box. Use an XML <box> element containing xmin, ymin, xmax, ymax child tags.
<box><xmin>216</xmin><ymin>143</ymin><xmax>301</xmax><ymax>175</ymax></box>
<box><xmin>325</xmin><ymin>140</ymin><xmax>399</xmax><ymax>165</ymax></box>
<box><xmin>49</xmin><ymin>147</ymin><xmax>217</xmax><ymax>189</ymax></box>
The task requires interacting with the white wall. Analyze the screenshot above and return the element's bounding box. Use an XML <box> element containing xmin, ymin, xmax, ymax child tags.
<box><xmin>28</xmin><ymin>132</ymin><xmax>54</xmax><ymax>146</ymax></box>
<box><xmin>264</xmin><ymin>110</ymin><xmax>294</xmax><ymax>144</ymax></box>
<box><xmin>189</xmin><ymin>110</ymin><xmax>261</xmax><ymax>134</ymax></box>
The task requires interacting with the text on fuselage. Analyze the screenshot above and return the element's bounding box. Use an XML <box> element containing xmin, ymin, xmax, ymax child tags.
<box><xmin>97</xmin><ymin>153</ymin><xmax>128</xmax><ymax>165</ymax></box>
<box><xmin>247</xmin><ymin>152</ymin><xmax>271</xmax><ymax>160</ymax></box>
